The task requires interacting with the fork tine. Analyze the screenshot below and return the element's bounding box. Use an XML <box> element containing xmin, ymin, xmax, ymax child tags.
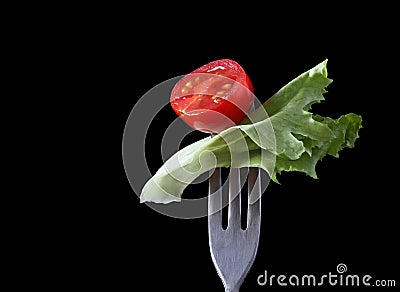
<box><xmin>247</xmin><ymin>167</ymin><xmax>261</xmax><ymax>228</ymax></box>
<box><xmin>228</xmin><ymin>168</ymin><xmax>241</xmax><ymax>228</ymax></box>
<box><xmin>208</xmin><ymin>167</ymin><xmax>222</xmax><ymax>221</ymax></box>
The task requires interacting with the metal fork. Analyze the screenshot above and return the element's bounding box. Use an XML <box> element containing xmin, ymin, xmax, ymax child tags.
<box><xmin>208</xmin><ymin>167</ymin><xmax>262</xmax><ymax>292</ymax></box>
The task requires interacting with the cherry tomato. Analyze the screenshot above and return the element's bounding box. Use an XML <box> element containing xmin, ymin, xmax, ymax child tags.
<box><xmin>170</xmin><ymin>59</ymin><xmax>255</xmax><ymax>133</ymax></box>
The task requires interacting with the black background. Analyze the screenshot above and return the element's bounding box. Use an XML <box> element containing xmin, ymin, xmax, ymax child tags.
<box><xmin>79</xmin><ymin>7</ymin><xmax>399</xmax><ymax>291</ymax></box>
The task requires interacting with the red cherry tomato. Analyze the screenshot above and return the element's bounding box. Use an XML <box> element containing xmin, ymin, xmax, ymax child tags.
<box><xmin>170</xmin><ymin>59</ymin><xmax>255</xmax><ymax>133</ymax></box>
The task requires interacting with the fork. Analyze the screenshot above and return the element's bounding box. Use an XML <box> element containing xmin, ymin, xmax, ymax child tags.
<box><xmin>208</xmin><ymin>167</ymin><xmax>262</xmax><ymax>292</ymax></box>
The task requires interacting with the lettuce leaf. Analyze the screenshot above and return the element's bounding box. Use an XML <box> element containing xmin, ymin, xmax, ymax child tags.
<box><xmin>140</xmin><ymin>60</ymin><xmax>362</xmax><ymax>203</ymax></box>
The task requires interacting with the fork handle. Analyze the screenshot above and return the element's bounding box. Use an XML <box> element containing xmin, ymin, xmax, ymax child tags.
<box><xmin>226</xmin><ymin>288</ymin><xmax>239</xmax><ymax>292</ymax></box>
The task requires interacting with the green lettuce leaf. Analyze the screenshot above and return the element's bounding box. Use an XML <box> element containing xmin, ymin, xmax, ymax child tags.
<box><xmin>140</xmin><ymin>60</ymin><xmax>362</xmax><ymax>203</ymax></box>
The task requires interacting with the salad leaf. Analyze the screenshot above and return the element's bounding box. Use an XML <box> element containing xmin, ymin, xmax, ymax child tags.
<box><xmin>140</xmin><ymin>60</ymin><xmax>362</xmax><ymax>204</ymax></box>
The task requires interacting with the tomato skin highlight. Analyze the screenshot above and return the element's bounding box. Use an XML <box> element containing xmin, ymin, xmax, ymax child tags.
<box><xmin>170</xmin><ymin>59</ymin><xmax>255</xmax><ymax>133</ymax></box>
